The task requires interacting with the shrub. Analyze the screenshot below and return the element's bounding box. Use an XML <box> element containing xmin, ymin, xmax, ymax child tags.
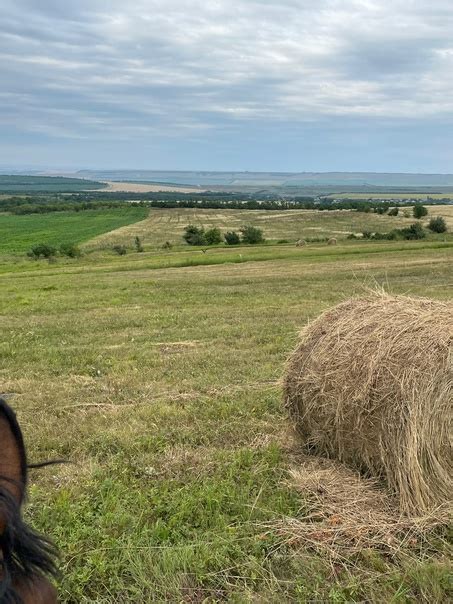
<box><xmin>371</xmin><ymin>231</ymin><xmax>397</xmax><ymax>240</ymax></box>
<box><xmin>134</xmin><ymin>236</ymin><xmax>144</xmax><ymax>252</ymax></box>
<box><xmin>183</xmin><ymin>225</ymin><xmax>206</xmax><ymax>246</ymax></box>
<box><xmin>428</xmin><ymin>216</ymin><xmax>447</xmax><ymax>233</ymax></box>
<box><xmin>413</xmin><ymin>203</ymin><xmax>428</xmax><ymax>219</ymax></box>
<box><xmin>240</xmin><ymin>225</ymin><xmax>265</xmax><ymax>244</ymax></box>
<box><xmin>162</xmin><ymin>241</ymin><xmax>173</xmax><ymax>249</ymax></box>
<box><xmin>362</xmin><ymin>231</ymin><xmax>372</xmax><ymax>239</ymax></box>
<box><xmin>204</xmin><ymin>227</ymin><xmax>222</xmax><ymax>245</ymax></box>
<box><xmin>347</xmin><ymin>233</ymin><xmax>359</xmax><ymax>239</ymax></box>
<box><xmin>224</xmin><ymin>231</ymin><xmax>240</xmax><ymax>245</ymax></box>
<box><xmin>60</xmin><ymin>242</ymin><xmax>81</xmax><ymax>258</ymax></box>
<box><xmin>388</xmin><ymin>207</ymin><xmax>399</xmax><ymax>216</ymax></box>
<box><xmin>397</xmin><ymin>222</ymin><xmax>426</xmax><ymax>240</ymax></box>
<box><xmin>112</xmin><ymin>244</ymin><xmax>127</xmax><ymax>255</ymax></box>
<box><xmin>27</xmin><ymin>243</ymin><xmax>57</xmax><ymax>259</ymax></box>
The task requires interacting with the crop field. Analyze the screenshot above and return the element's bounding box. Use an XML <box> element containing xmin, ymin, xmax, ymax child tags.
<box><xmin>0</xmin><ymin>217</ymin><xmax>452</xmax><ymax>602</ymax></box>
<box><xmin>330</xmin><ymin>192</ymin><xmax>453</xmax><ymax>200</ymax></box>
<box><xmin>87</xmin><ymin>207</ymin><xmax>421</xmax><ymax>249</ymax></box>
<box><xmin>0</xmin><ymin>175</ymin><xmax>104</xmax><ymax>192</ymax></box>
<box><xmin>0</xmin><ymin>207</ymin><xmax>148</xmax><ymax>253</ymax></box>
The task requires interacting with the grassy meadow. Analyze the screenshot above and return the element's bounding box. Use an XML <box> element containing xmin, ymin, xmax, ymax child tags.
<box><xmin>0</xmin><ymin>207</ymin><xmax>148</xmax><ymax>253</ymax></box>
<box><xmin>0</xmin><ymin>208</ymin><xmax>452</xmax><ymax>602</ymax></box>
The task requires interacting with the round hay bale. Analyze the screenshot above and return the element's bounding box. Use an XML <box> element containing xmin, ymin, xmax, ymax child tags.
<box><xmin>283</xmin><ymin>294</ymin><xmax>453</xmax><ymax>515</ymax></box>
<box><xmin>327</xmin><ymin>237</ymin><xmax>337</xmax><ymax>245</ymax></box>
<box><xmin>296</xmin><ymin>239</ymin><xmax>307</xmax><ymax>247</ymax></box>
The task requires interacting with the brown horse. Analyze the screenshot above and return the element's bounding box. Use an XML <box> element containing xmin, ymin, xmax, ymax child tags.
<box><xmin>0</xmin><ymin>398</ymin><xmax>58</xmax><ymax>603</ymax></box>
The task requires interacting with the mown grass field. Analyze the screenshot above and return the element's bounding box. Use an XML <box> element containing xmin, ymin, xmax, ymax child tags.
<box><xmin>0</xmin><ymin>208</ymin><xmax>148</xmax><ymax>253</ymax></box>
<box><xmin>0</xmin><ymin>223</ymin><xmax>452</xmax><ymax>602</ymax></box>
<box><xmin>87</xmin><ymin>206</ymin><xmax>421</xmax><ymax>249</ymax></box>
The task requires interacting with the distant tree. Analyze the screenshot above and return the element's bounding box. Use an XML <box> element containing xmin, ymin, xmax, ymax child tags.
<box><xmin>112</xmin><ymin>244</ymin><xmax>127</xmax><ymax>255</ymax></box>
<box><xmin>204</xmin><ymin>227</ymin><xmax>222</xmax><ymax>245</ymax></box>
<box><xmin>240</xmin><ymin>225</ymin><xmax>265</xmax><ymax>244</ymax></box>
<box><xmin>388</xmin><ymin>207</ymin><xmax>399</xmax><ymax>216</ymax></box>
<box><xmin>224</xmin><ymin>231</ymin><xmax>240</xmax><ymax>245</ymax></box>
<box><xmin>183</xmin><ymin>225</ymin><xmax>206</xmax><ymax>246</ymax></box>
<box><xmin>428</xmin><ymin>216</ymin><xmax>447</xmax><ymax>233</ymax></box>
<box><xmin>413</xmin><ymin>203</ymin><xmax>428</xmax><ymax>219</ymax></box>
<box><xmin>134</xmin><ymin>236</ymin><xmax>144</xmax><ymax>252</ymax></box>
<box><xmin>59</xmin><ymin>242</ymin><xmax>81</xmax><ymax>258</ymax></box>
<box><xmin>27</xmin><ymin>243</ymin><xmax>57</xmax><ymax>259</ymax></box>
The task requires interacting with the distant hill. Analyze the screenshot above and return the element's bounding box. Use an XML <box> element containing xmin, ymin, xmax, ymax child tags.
<box><xmin>0</xmin><ymin>175</ymin><xmax>103</xmax><ymax>193</ymax></box>
<box><xmin>75</xmin><ymin>170</ymin><xmax>453</xmax><ymax>189</ymax></box>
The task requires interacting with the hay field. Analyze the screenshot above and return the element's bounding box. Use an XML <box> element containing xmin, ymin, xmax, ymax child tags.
<box><xmin>98</xmin><ymin>181</ymin><xmax>206</xmax><ymax>193</ymax></box>
<box><xmin>86</xmin><ymin>207</ymin><xmax>419</xmax><ymax>249</ymax></box>
<box><xmin>1</xmin><ymin>237</ymin><xmax>452</xmax><ymax>602</ymax></box>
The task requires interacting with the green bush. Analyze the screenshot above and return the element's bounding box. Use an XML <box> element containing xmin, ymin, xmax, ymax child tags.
<box><xmin>27</xmin><ymin>243</ymin><xmax>57</xmax><ymax>259</ymax></box>
<box><xmin>388</xmin><ymin>207</ymin><xmax>399</xmax><ymax>216</ymax></box>
<box><xmin>371</xmin><ymin>231</ymin><xmax>397</xmax><ymax>240</ymax></box>
<box><xmin>60</xmin><ymin>242</ymin><xmax>81</xmax><ymax>258</ymax></box>
<box><xmin>427</xmin><ymin>216</ymin><xmax>447</xmax><ymax>233</ymax></box>
<box><xmin>162</xmin><ymin>241</ymin><xmax>173</xmax><ymax>249</ymax></box>
<box><xmin>413</xmin><ymin>203</ymin><xmax>428</xmax><ymax>219</ymax></box>
<box><xmin>134</xmin><ymin>236</ymin><xmax>144</xmax><ymax>252</ymax></box>
<box><xmin>183</xmin><ymin>225</ymin><xmax>207</xmax><ymax>246</ymax></box>
<box><xmin>205</xmin><ymin>227</ymin><xmax>222</xmax><ymax>245</ymax></box>
<box><xmin>224</xmin><ymin>231</ymin><xmax>240</xmax><ymax>245</ymax></box>
<box><xmin>240</xmin><ymin>225</ymin><xmax>265</xmax><ymax>244</ymax></box>
<box><xmin>362</xmin><ymin>231</ymin><xmax>372</xmax><ymax>239</ymax></box>
<box><xmin>112</xmin><ymin>244</ymin><xmax>127</xmax><ymax>255</ymax></box>
<box><xmin>396</xmin><ymin>222</ymin><xmax>426</xmax><ymax>240</ymax></box>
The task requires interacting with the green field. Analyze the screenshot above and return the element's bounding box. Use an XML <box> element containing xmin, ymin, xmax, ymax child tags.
<box><xmin>0</xmin><ymin>213</ymin><xmax>451</xmax><ymax>602</ymax></box>
<box><xmin>0</xmin><ymin>175</ymin><xmax>104</xmax><ymax>192</ymax></box>
<box><xmin>0</xmin><ymin>208</ymin><xmax>148</xmax><ymax>253</ymax></box>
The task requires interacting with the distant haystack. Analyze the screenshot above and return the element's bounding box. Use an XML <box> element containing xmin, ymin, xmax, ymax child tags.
<box><xmin>295</xmin><ymin>239</ymin><xmax>306</xmax><ymax>247</ymax></box>
<box><xmin>283</xmin><ymin>294</ymin><xmax>453</xmax><ymax>515</ymax></box>
<box><xmin>327</xmin><ymin>237</ymin><xmax>337</xmax><ymax>245</ymax></box>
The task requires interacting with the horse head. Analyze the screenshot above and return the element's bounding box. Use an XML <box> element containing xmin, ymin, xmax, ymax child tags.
<box><xmin>0</xmin><ymin>398</ymin><xmax>58</xmax><ymax>603</ymax></box>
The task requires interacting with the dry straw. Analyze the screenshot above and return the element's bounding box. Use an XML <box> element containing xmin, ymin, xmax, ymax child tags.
<box><xmin>283</xmin><ymin>293</ymin><xmax>452</xmax><ymax>516</ymax></box>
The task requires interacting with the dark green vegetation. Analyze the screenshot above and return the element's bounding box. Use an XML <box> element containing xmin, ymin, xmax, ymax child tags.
<box><xmin>0</xmin><ymin>208</ymin><xmax>148</xmax><ymax>253</ymax></box>
<box><xmin>428</xmin><ymin>216</ymin><xmax>448</xmax><ymax>233</ymax></box>
<box><xmin>413</xmin><ymin>203</ymin><xmax>429</xmax><ymax>219</ymax></box>
<box><xmin>0</xmin><ymin>175</ymin><xmax>103</xmax><ymax>193</ymax></box>
<box><xmin>183</xmin><ymin>224</ymin><xmax>264</xmax><ymax>246</ymax></box>
<box><xmin>0</xmin><ymin>229</ymin><xmax>451</xmax><ymax>602</ymax></box>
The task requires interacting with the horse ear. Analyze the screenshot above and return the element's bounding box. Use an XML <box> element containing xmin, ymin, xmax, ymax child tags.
<box><xmin>0</xmin><ymin>398</ymin><xmax>27</xmax><ymax>506</ymax></box>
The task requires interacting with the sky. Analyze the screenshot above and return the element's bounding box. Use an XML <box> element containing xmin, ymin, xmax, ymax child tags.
<box><xmin>1</xmin><ymin>0</ymin><xmax>453</xmax><ymax>173</ymax></box>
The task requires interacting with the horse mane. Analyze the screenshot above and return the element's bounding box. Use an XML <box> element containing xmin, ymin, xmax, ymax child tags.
<box><xmin>0</xmin><ymin>398</ymin><xmax>59</xmax><ymax>603</ymax></box>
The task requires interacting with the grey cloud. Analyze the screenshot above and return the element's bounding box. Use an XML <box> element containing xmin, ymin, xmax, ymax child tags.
<box><xmin>1</xmin><ymin>0</ymin><xmax>453</xmax><ymax>150</ymax></box>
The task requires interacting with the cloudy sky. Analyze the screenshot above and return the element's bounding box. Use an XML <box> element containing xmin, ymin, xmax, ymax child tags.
<box><xmin>1</xmin><ymin>0</ymin><xmax>453</xmax><ymax>172</ymax></box>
